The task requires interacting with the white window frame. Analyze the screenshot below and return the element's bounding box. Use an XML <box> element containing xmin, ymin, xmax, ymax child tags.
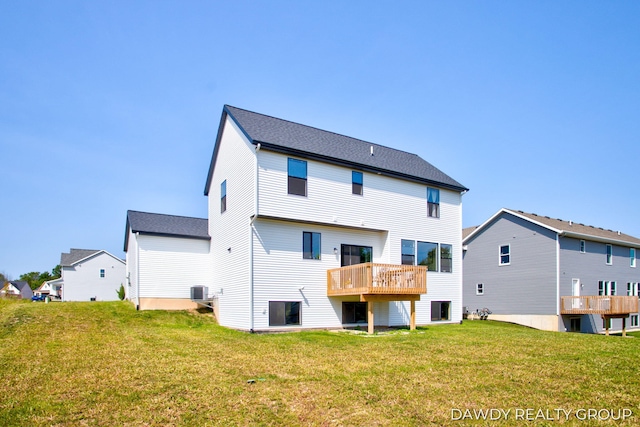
<box><xmin>99</xmin><ymin>269</ymin><xmax>105</xmax><ymax>278</ymax></box>
<box><xmin>499</xmin><ymin>244</ymin><xmax>511</xmax><ymax>266</ymax></box>
<box><xmin>580</xmin><ymin>240</ymin><xmax>585</xmax><ymax>253</ymax></box>
<box><xmin>606</xmin><ymin>244</ymin><xmax>613</xmax><ymax>265</ymax></box>
<box><xmin>610</xmin><ymin>281</ymin><xmax>617</xmax><ymax>296</ymax></box>
<box><xmin>631</xmin><ymin>315</ymin><xmax>639</xmax><ymax>328</ymax></box>
<box><xmin>631</xmin><ymin>248</ymin><xmax>636</xmax><ymax>268</ymax></box>
<box><xmin>476</xmin><ymin>283</ymin><xmax>484</xmax><ymax>295</ymax></box>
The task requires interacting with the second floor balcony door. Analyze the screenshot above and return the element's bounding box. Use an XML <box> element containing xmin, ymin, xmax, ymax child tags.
<box><xmin>341</xmin><ymin>244</ymin><xmax>372</xmax><ymax>267</ymax></box>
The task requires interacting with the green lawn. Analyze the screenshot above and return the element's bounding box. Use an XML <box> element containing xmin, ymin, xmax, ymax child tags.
<box><xmin>1</xmin><ymin>299</ymin><xmax>639</xmax><ymax>426</ymax></box>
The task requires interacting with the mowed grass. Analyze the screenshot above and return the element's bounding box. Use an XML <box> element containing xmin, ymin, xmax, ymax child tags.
<box><xmin>1</xmin><ymin>299</ymin><xmax>639</xmax><ymax>426</ymax></box>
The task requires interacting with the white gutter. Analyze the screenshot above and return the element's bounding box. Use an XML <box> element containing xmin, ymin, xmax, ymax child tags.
<box><xmin>136</xmin><ymin>232</ymin><xmax>141</xmax><ymax>309</ymax></box>
<box><xmin>249</xmin><ymin>146</ymin><xmax>259</xmax><ymax>332</ymax></box>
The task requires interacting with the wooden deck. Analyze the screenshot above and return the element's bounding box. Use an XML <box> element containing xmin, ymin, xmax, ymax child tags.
<box><xmin>560</xmin><ymin>296</ymin><xmax>638</xmax><ymax>316</ymax></box>
<box><xmin>327</xmin><ymin>263</ymin><xmax>427</xmax><ymax>334</ymax></box>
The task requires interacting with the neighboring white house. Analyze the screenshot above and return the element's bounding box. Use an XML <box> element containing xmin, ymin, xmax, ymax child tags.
<box><xmin>124</xmin><ymin>210</ymin><xmax>212</xmax><ymax>310</ymax></box>
<box><xmin>59</xmin><ymin>249</ymin><xmax>126</xmax><ymax>301</ymax></box>
<box><xmin>1</xmin><ymin>281</ymin><xmax>33</xmax><ymax>299</ymax></box>
<box><xmin>209</xmin><ymin>105</ymin><xmax>468</xmax><ymax>332</ymax></box>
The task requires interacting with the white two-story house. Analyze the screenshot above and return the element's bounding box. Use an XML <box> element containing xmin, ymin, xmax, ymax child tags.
<box><xmin>204</xmin><ymin>105</ymin><xmax>468</xmax><ymax>332</ymax></box>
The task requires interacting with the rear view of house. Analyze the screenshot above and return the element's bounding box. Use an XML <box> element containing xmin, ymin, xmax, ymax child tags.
<box><xmin>463</xmin><ymin>209</ymin><xmax>640</xmax><ymax>334</ymax></box>
<box><xmin>59</xmin><ymin>249</ymin><xmax>126</xmax><ymax>301</ymax></box>
<box><xmin>206</xmin><ymin>105</ymin><xmax>468</xmax><ymax>332</ymax></box>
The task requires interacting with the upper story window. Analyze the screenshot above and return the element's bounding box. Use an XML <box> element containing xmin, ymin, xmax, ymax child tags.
<box><xmin>476</xmin><ymin>283</ymin><xmax>484</xmax><ymax>295</ymax></box>
<box><xmin>302</xmin><ymin>232</ymin><xmax>321</xmax><ymax>260</ymax></box>
<box><xmin>220</xmin><ymin>180</ymin><xmax>227</xmax><ymax>213</ymax></box>
<box><xmin>427</xmin><ymin>188</ymin><xmax>440</xmax><ymax>218</ymax></box>
<box><xmin>440</xmin><ymin>244</ymin><xmax>452</xmax><ymax>273</ymax></box>
<box><xmin>631</xmin><ymin>248</ymin><xmax>636</xmax><ymax>268</ymax></box>
<box><xmin>100</xmin><ymin>269</ymin><xmax>105</xmax><ymax>278</ymax></box>
<box><xmin>401</xmin><ymin>239</ymin><xmax>415</xmax><ymax>265</ymax></box>
<box><xmin>288</xmin><ymin>158</ymin><xmax>307</xmax><ymax>196</ymax></box>
<box><xmin>627</xmin><ymin>282</ymin><xmax>635</xmax><ymax>296</ymax></box>
<box><xmin>580</xmin><ymin>240</ymin><xmax>585</xmax><ymax>253</ymax></box>
<box><xmin>599</xmin><ymin>280</ymin><xmax>616</xmax><ymax>296</ymax></box>
<box><xmin>499</xmin><ymin>244</ymin><xmax>511</xmax><ymax>265</ymax></box>
<box><xmin>352</xmin><ymin>171</ymin><xmax>363</xmax><ymax>195</ymax></box>
<box><xmin>606</xmin><ymin>244</ymin><xmax>613</xmax><ymax>265</ymax></box>
<box><xmin>417</xmin><ymin>241</ymin><xmax>438</xmax><ymax>272</ymax></box>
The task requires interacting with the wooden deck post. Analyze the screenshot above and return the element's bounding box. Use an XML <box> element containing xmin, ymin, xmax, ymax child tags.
<box><xmin>604</xmin><ymin>316</ymin><xmax>610</xmax><ymax>336</ymax></box>
<box><xmin>622</xmin><ymin>317</ymin><xmax>627</xmax><ymax>337</ymax></box>
<box><xmin>410</xmin><ymin>300</ymin><xmax>416</xmax><ymax>331</ymax></box>
<box><xmin>368</xmin><ymin>301</ymin><xmax>374</xmax><ymax>334</ymax></box>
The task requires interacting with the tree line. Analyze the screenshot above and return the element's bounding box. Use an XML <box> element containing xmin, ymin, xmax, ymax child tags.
<box><xmin>1</xmin><ymin>265</ymin><xmax>61</xmax><ymax>290</ymax></box>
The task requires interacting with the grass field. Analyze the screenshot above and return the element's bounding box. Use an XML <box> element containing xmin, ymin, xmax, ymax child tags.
<box><xmin>1</xmin><ymin>299</ymin><xmax>639</xmax><ymax>426</ymax></box>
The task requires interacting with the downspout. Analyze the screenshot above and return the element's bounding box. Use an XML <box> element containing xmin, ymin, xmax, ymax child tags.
<box><xmin>249</xmin><ymin>143</ymin><xmax>260</xmax><ymax>333</ymax></box>
<box><xmin>136</xmin><ymin>232</ymin><xmax>141</xmax><ymax>310</ymax></box>
<box><xmin>556</xmin><ymin>233</ymin><xmax>560</xmax><ymax>319</ymax></box>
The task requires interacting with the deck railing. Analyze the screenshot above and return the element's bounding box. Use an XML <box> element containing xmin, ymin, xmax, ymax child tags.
<box><xmin>560</xmin><ymin>296</ymin><xmax>638</xmax><ymax>315</ymax></box>
<box><xmin>327</xmin><ymin>263</ymin><xmax>427</xmax><ymax>296</ymax></box>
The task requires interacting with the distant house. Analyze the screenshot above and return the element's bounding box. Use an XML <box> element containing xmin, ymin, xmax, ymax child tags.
<box><xmin>35</xmin><ymin>278</ymin><xmax>63</xmax><ymax>299</ymax></box>
<box><xmin>463</xmin><ymin>208</ymin><xmax>640</xmax><ymax>334</ymax></box>
<box><xmin>59</xmin><ymin>249</ymin><xmax>126</xmax><ymax>301</ymax></box>
<box><xmin>1</xmin><ymin>281</ymin><xmax>33</xmax><ymax>299</ymax></box>
<box><xmin>124</xmin><ymin>210</ymin><xmax>211</xmax><ymax>310</ymax></box>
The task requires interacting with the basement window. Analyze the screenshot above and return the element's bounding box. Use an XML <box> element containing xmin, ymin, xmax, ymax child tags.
<box><xmin>269</xmin><ymin>301</ymin><xmax>301</xmax><ymax>326</ymax></box>
<box><xmin>431</xmin><ymin>301</ymin><xmax>451</xmax><ymax>321</ymax></box>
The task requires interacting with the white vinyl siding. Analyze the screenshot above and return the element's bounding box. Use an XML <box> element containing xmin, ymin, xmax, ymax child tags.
<box><xmin>137</xmin><ymin>235</ymin><xmax>211</xmax><ymax>299</ymax></box>
<box><xmin>208</xmin><ymin>116</ymin><xmax>257</xmax><ymax>329</ymax></box>
<box><xmin>62</xmin><ymin>252</ymin><xmax>126</xmax><ymax>302</ymax></box>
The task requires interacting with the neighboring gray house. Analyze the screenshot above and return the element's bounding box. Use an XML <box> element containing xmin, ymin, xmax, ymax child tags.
<box><xmin>463</xmin><ymin>208</ymin><xmax>640</xmax><ymax>334</ymax></box>
<box><xmin>60</xmin><ymin>249</ymin><xmax>126</xmax><ymax>301</ymax></box>
<box><xmin>2</xmin><ymin>281</ymin><xmax>33</xmax><ymax>299</ymax></box>
<box><xmin>124</xmin><ymin>210</ymin><xmax>211</xmax><ymax>310</ymax></box>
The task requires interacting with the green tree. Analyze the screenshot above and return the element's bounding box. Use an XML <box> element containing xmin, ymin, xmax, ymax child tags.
<box><xmin>19</xmin><ymin>272</ymin><xmax>41</xmax><ymax>290</ymax></box>
<box><xmin>52</xmin><ymin>264</ymin><xmax>61</xmax><ymax>278</ymax></box>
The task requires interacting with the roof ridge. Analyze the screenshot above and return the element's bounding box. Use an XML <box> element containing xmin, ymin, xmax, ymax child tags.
<box><xmin>128</xmin><ymin>210</ymin><xmax>206</xmax><ymax>220</ymax></box>
<box><xmin>225</xmin><ymin>105</ymin><xmax>423</xmax><ymax>159</ymax></box>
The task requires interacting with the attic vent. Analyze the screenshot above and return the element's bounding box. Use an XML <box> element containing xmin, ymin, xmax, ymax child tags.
<box><xmin>370</xmin><ymin>146</ymin><xmax>374</xmax><ymax>156</ymax></box>
<box><xmin>617</xmin><ymin>231</ymin><xmax>621</xmax><ymax>235</ymax></box>
<box><xmin>569</xmin><ymin>220</ymin><xmax>573</xmax><ymax>226</ymax></box>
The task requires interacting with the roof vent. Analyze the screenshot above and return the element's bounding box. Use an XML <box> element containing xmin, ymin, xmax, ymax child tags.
<box><xmin>618</xmin><ymin>231</ymin><xmax>621</xmax><ymax>235</ymax></box>
<box><xmin>370</xmin><ymin>146</ymin><xmax>374</xmax><ymax>156</ymax></box>
<box><xmin>569</xmin><ymin>220</ymin><xmax>573</xmax><ymax>226</ymax></box>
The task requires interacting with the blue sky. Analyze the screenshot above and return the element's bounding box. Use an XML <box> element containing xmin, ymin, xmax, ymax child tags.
<box><xmin>1</xmin><ymin>1</ymin><xmax>639</xmax><ymax>279</ymax></box>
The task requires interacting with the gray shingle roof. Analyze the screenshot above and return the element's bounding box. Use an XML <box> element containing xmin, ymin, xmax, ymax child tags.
<box><xmin>9</xmin><ymin>281</ymin><xmax>30</xmax><ymax>292</ymax></box>
<box><xmin>205</xmin><ymin>105</ymin><xmax>467</xmax><ymax>194</ymax></box>
<box><xmin>464</xmin><ymin>208</ymin><xmax>640</xmax><ymax>247</ymax></box>
<box><xmin>125</xmin><ymin>210</ymin><xmax>209</xmax><ymax>251</ymax></box>
<box><xmin>61</xmin><ymin>249</ymin><xmax>101</xmax><ymax>266</ymax></box>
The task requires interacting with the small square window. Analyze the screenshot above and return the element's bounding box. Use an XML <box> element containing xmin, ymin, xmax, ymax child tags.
<box><xmin>427</xmin><ymin>188</ymin><xmax>440</xmax><ymax>218</ymax></box>
<box><xmin>580</xmin><ymin>240</ymin><xmax>585</xmax><ymax>253</ymax></box>
<box><xmin>100</xmin><ymin>269</ymin><xmax>105</xmax><ymax>278</ymax></box>
<box><xmin>352</xmin><ymin>171</ymin><xmax>363</xmax><ymax>195</ymax></box>
<box><xmin>499</xmin><ymin>244</ymin><xmax>510</xmax><ymax>265</ymax></box>
<box><xmin>303</xmin><ymin>232</ymin><xmax>321</xmax><ymax>260</ymax></box>
<box><xmin>606</xmin><ymin>244</ymin><xmax>613</xmax><ymax>265</ymax></box>
<box><xmin>476</xmin><ymin>283</ymin><xmax>484</xmax><ymax>295</ymax></box>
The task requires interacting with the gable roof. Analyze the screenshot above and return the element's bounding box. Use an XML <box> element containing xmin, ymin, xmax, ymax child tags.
<box><xmin>61</xmin><ymin>249</ymin><xmax>102</xmax><ymax>266</ymax></box>
<box><xmin>124</xmin><ymin>210</ymin><xmax>210</xmax><ymax>251</ymax></box>
<box><xmin>8</xmin><ymin>281</ymin><xmax>30</xmax><ymax>292</ymax></box>
<box><xmin>205</xmin><ymin>105</ymin><xmax>468</xmax><ymax>195</ymax></box>
<box><xmin>464</xmin><ymin>208</ymin><xmax>640</xmax><ymax>247</ymax></box>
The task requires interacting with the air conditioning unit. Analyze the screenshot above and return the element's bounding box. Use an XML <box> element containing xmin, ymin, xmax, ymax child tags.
<box><xmin>191</xmin><ymin>286</ymin><xmax>208</xmax><ymax>300</ymax></box>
